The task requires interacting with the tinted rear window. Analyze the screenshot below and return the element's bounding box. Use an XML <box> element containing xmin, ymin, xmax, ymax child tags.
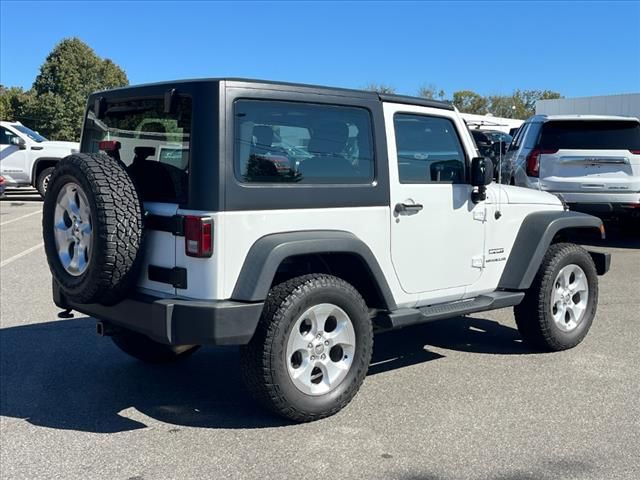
<box><xmin>234</xmin><ymin>99</ymin><xmax>375</xmax><ymax>184</ymax></box>
<box><xmin>540</xmin><ymin>120</ymin><xmax>640</xmax><ymax>150</ymax></box>
<box><xmin>81</xmin><ymin>96</ymin><xmax>192</xmax><ymax>203</ymax></box>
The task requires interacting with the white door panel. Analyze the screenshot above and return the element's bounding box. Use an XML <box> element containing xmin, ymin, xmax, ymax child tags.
<box><xmin>391</xmin><ymin>184</ymin><xmax>485</xmax><ymax>293</ymax></box>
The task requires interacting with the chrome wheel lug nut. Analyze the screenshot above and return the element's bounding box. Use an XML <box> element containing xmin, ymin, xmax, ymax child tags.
<box><xmin>308</xmin><ymin>343</ymin><xmax>313</xmax><ymax>348</ymax></box>
<box><xmin>310</xmin><ymin>355</ymin><xmax>315</xmax><ymax>361</ymax></box>
<box><xmin>321</xmin><ymin>354</ymin><xmax>326</xmax><ymax>360</ymax></box>
<box><xmin>324</xmin><ymin>340</ymin><xmax>329</xmax><ymax>346</ymax></box>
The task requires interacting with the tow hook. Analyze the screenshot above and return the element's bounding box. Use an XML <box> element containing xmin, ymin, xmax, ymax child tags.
<box><xmin>57</xmin><ymin>308</ymin><xmax>74</xmax><ymax>319</ymax></box>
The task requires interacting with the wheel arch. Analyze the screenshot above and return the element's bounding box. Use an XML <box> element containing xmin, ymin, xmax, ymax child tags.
<box><xmin>498</xmin><ymin>210</ymin><xmax>604</xmax><ymax>290</ymax></box>
<box><xmin>31</xmin><ymin>157</ymin><xmax>60</xmax><ymax>186</ymax></box>
<box><xmin>231</xmin><ymin>231</ymin><xmax>397</xmax><ymax>310</ymax></box>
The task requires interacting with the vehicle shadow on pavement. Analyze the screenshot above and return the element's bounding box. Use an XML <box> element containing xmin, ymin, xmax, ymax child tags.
<box><xmin>371</xmin><ymin>315</ymin><xmax>537</xmax><ymax>369</ymax></box>
<box><xmin>1</xmin><ymin>315</ymin><xmax>533</xmax><ymax>434</ymax></box>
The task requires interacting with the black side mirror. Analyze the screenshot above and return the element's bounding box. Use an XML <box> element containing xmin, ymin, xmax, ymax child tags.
<box><xmin>10</xmin><ymin>136</ymin><xmax>27</xmax><ymax>150</ymax></box>
<box><xmin>471</xmin><ymin>157</ymin><xmax>493</xmax><ymax>203</ymax></box>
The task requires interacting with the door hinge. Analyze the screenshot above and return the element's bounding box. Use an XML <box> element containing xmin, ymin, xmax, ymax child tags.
<box><xmin>471</xmin><ymin>255</ymin><xmax>484</xmax><ymax>269</ymax></box>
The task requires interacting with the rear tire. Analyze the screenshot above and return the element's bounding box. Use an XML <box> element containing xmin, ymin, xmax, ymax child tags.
<box><xmin>112</xmin><ymin>330</ymin><xmax>199</xmax><ymax>363</ymax></box>
<box><xmin>240</xmin><ymin>274</ymin><xmax>373</xmax><ymax>422</ymax></box>
<box><xmin>514</xmin><ymin>243</ymin><xmax>598</xmax><ymax>351</ymax></box>
<box><xmin>36</xmin><ymin>166</ymin><xmax>55</xmax><ymax>198</ymax></box>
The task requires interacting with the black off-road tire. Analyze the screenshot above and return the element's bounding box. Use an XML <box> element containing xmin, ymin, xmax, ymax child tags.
<box><xmin>112</xmin><ymin>330</ymin><xmax>199</xmax><ymax>363</ymax></box>
<box><xmin>43</xmin><ymin>153</ymin><xmax>144</xmax><ymax>305</ymax></box>
<box><xmin>240</xmin><ymin>274</ymin><xmax>373</xmax><ymax>422</ymax></box>
<box><xmin>36</xmin><ymin>166</ymin><xmax>55</xmax><ymax>198</ymax></box>
<box><xmin>514</xmin><ymin>243</ymin><xmax>598</xmax><ymax>351</ymax></box>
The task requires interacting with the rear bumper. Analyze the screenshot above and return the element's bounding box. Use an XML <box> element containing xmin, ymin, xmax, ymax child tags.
<box><xmin>53</xmin><ymin>282</ymin><xmax>264</xmax><ymax>346</ymax></box>
<box><xmin>546</xmin><ymin>191</ymin><xmax>640</xmax><ymax>215</ymax></box>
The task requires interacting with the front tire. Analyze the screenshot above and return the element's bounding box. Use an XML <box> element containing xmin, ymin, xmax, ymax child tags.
<box><xmin>112</xmin><ymin>330</ymin><xmax>199</xmax><ymax>363</ymax></box>
<box><xmin>240</xmin><ymin>274</ymin><xmax>373</xmax><ymax>422</ymax></box>
<box><xmin>514</xmin><ymin>243</ymin><xmax>598</xmax><ymax>351</ymax></box>
<box><xmin>36</xmin><ymin>166</ymin><xmax>55</xmax><ymax>198</ymax></box>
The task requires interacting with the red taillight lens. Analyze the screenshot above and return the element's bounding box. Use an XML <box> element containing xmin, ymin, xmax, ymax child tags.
<box><xmin>98</xmin><ymin>140</ymin><xmax>121</xmax><ymax>151</ymax></box>
<box><xmin>629</xmin><ymin>149</ymin><xmax>640</xmax><ymax>155</ymax></box>
<box><xmin>184</xmin><ymin>216</ymin><xmax>213</xmax><ymax>258</ymax></box>
<box><xmin>526</xmin><ymin>148</ymin><xmax>557</xmax><ymax>177</ymax></box>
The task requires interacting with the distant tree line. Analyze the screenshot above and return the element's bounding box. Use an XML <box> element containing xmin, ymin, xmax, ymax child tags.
<box><xmin>0</xmin><ymin>38</ymin><xmax>128</xmax><ymax>141</ymax></box>
<box><xmin>364</xmin><ymin>83</ymin><xmax>562</xmax><ymax>119</ymax></box>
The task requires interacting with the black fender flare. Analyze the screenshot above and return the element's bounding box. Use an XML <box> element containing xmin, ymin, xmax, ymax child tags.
<box><xmin>31</xmin><ymin>157</ymin><xmax>61</xmax><ymax>184</ymax></box>
<box><xmin>498</xmin><ymin>210</ymin><xmax>604</xmax><ymax>290</ymax></box>
<box><xmin>231</xmin><ymin>230</ymin><xmax>397</xmax><ymax>310</ymax></box>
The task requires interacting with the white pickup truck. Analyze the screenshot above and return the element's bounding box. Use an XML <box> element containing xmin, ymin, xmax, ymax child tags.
<box><xmin>0</xmin><ymin>121</ymin><xmax>79</xmax><ymax>197</ymax></box>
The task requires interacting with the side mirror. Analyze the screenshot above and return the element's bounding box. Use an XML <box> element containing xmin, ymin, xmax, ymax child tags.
<box><xmin>10</xmin><ymin>136</ymin><xmax>27</xmax><ymax>150</ymax></box>
<box><xmin>471</xmin><ymin>157</ymin><xmax>493</xmax><ymax>203</ymax></box>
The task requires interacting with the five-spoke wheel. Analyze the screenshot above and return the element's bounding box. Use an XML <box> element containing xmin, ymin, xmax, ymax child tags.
<box><xmin>286</xmin><ymin>303</ymin><xmax>356</xmax><ymax>396</ymax></box>
<box><xmin>53</xmin><ymin>182</ymin><xmax>92</xmax><ymax>276</ymax></box>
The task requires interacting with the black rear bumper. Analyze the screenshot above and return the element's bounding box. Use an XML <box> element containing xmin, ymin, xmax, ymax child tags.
<box><xmin>53</xmin><ymin>282</ymin><xmax>264</xmax><ymax>346</ymax></box>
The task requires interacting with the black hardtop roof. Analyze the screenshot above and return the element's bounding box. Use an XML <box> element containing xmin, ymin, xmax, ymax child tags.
<box><xmin>92</xmin><ymin>77</ymin><xmax>454</xmax><ymax>111</ymax></box>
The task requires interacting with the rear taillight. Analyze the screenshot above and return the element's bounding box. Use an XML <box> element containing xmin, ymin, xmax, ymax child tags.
<box><xmin>526</xmin><ymin>148</ymin><xmax>558</xmax><ymax>177</ymax></box>
<box><xmin>98</xmin><ymin>140</ymin><xmax>121</xmax><ymax>152</ymax></box>
<box><xmin>630</xmin><ymin>149</ymin><xmax>640</xmax><ymax>155</ymax></box>
<box><xmin>184</xmin><ymin>216</ymin><xmax>213</xmax><ymax>258</ymax></box>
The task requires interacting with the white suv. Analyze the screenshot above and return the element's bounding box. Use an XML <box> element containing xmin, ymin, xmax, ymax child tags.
<box><xmin>42</xmin><ymin>79</ymin><xmax>610</xmax><ymax>422</ymax></box>
<box><xmin>0</xmin><ymin>121</ymin><xmax>79</xmax><ymax>197</ymax></box>
<box><xmin>501</xmin><ymin>115</ymin><xmax>640</xmax><ymax>223</ymax></box>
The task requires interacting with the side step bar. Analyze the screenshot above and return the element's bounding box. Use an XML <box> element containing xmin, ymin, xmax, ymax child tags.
<box><xmin>376</xmin><ymin>291</ymin><xmax>525</xmax><ymax>330</ymax></box>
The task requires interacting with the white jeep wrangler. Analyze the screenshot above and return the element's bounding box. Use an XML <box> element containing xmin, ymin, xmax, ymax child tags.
<box><xmin>0</xmin><ymin>121</ymin><xmax>79</xmax><ymax>197</ymax></box>
<box><xmin>43</xmin><ymin>79</ymin><xmax>610</xmax><ymax>422</ymax></box>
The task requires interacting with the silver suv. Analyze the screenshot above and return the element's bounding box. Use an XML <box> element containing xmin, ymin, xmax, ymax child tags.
<box><xmin>501</xmin><ymin>115</ymin><xmax>640</xmax><ymax>221</ymax></box>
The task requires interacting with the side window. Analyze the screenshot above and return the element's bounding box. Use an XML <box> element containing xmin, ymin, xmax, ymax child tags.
<box><xmin>508</xmin><ymin>123</ymin><xmax>528</xmax><ymax>151</ymax></box>
<box><xmin>234</xmin><ymin>100</ymin><xmax>374</xmax><ymax>184</ymax></box>
<box><xmin>0</xmin><ymin>127</ymin><xmax>18</xmax><ymax>145</ymax></box>
<box><xmin>394</xmin><ymin>114</ymin><xmax>466</xmax><ymax>183</ymax></box>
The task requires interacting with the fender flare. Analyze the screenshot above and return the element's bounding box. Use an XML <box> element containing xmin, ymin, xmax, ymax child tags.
<box><xmin>231</xmin><ymin>230</ymin><xmax>397</xmax><ymax>310</ymax></box>
<box><xmin>498</xmin><ymin>210</ymin><xmax>603</xmax><ymax>290</ymax></box>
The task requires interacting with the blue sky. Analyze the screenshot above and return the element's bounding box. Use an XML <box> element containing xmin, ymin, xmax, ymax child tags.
<box><xmin>1</xmin><ymin>1</ymin><xmax>639</xmax><ymax>98</ymax></box>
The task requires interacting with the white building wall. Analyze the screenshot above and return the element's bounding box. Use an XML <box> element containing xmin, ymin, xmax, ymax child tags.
<box><xmin>536</xmin><ymin>93</ymin><xmax>640</xmax><ymax>120</ymax></box>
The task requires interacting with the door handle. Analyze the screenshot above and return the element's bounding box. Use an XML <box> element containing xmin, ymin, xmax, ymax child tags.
<box><xmin>395</xmin><ymin>202</ymin><xmax>424</xmax><ymax>215</ymax></box>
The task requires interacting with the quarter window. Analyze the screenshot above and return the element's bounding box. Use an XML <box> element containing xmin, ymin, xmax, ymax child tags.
<box><xmin>394</xmin><ymin>114</ymin><xmax>466</xmax><ymax>183</ymax></box>
<box><xmin>234</xmin><ymin>100</ymin><xmax>375</xmax><ymax>184</ymax></box>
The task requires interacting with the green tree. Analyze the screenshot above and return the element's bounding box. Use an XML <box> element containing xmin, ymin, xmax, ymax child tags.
<box><xmin>452</xmin><ymin>90</ymin><xmax>488</xmax><ymax>114</ymax></box>
<box><xmin>0</xmin><ymin>86</ymin><xmax>32</xmax><ymax>121</ymax></box>
<box><xmin>27</xmin><ymin>37</ymin><xmax>128</xmax><ymax>140</ymax></box>
<box><xmin>417</xmin><ymin>84</ymin><xmax>446</xmax><ymax>100</ymax></box>
<box><xmin>363</xmin><ymin>83</ymin><xmax>396</xmax><ymax>94</ymax></box>
<box><xmin>488</xmin><ymin>90</ymin><xmax>562</xmax><ymax>119</ymax></box>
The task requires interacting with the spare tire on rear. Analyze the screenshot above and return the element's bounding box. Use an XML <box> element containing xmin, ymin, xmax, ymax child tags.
<box><xmin>43</xmin><ymin>153</ymin><xmax>144</xmax><ymax>305</ymax></box>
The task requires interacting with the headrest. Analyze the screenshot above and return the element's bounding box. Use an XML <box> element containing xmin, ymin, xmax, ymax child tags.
<box><xmin>308</xmin><ymin>122</ymin><xmax>349</xmax><ymax>155</ymax></box>
<box><xmin>253</xmin><ymin>125</ymin><xmax>274</xmax><ymax>149</ymax></box>
<box><xmin>134</xmin><ymin>146</ymin><xmax>156</xmax><ymax>160</ymax></box>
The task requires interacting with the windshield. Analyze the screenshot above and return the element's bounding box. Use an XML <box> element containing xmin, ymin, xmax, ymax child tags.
<box><xmin>14</xmin><ymin>125</ymin><xmax>47</xmax><ymax>142</ymax></box>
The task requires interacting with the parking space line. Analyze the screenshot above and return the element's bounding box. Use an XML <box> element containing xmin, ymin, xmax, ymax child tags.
<box><xmin>0</xmin><ymin>242</ymin><xmax>44</xmax><ymax>268</ymax></box>
<box><xmin>0</xmin><ymin>209</ymin><xmax>42</xmax><ymax>227</ymax></box>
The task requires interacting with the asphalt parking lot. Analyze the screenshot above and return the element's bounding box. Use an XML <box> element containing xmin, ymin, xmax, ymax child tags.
<box><xmin>1</xmin><ymin>188</ymin><xmax>639</xmax><ymax>480</ymax></box>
